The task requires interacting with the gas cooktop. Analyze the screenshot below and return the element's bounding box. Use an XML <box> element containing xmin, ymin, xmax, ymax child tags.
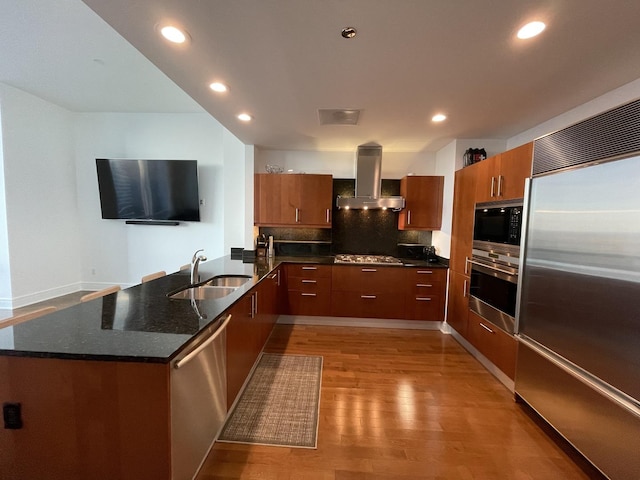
<box><xmin>334</xmin><ymin>254</ymin><xmax>403</xmax><ymax>265</ymax></box>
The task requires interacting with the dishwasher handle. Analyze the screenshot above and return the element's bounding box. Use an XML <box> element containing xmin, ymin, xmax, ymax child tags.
<box><xmin>174</xmin><ymin>313</ymin><xmax>232</xmax><ymax>370</ymax></box>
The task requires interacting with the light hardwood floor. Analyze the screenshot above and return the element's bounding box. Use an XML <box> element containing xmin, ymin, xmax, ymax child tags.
<box><xmin>199</xmin><ymin>324</ymin><xmax>602</xmax><ymax>480</ymax></box>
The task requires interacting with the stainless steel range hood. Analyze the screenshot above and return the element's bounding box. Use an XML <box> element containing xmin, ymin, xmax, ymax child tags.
<box><xmin>335</xmin><ymin>144</ymin><xmax>405</xmax><ymax>210</ymax></box>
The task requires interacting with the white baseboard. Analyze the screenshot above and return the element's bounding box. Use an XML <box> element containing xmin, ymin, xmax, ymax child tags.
<box><xmin>0</xmin><ymin>282</ymin><xmax>135</xmax><ymax>310</ymax></box>
<box><xmin>0</xmin><ymin>282</ymin><xmax>84</xmax><ymax>310</ymax></box>
<box><xmin>277</xmin><ymin>315</ymin><xmax>443</xmax><ymax>330</ymax></box>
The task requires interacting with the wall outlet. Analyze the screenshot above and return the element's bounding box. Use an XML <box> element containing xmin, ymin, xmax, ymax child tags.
<box><xmin>3</xmin><ymin>403</ymin><xmax>23</xmax><ymax>429</ymax></box>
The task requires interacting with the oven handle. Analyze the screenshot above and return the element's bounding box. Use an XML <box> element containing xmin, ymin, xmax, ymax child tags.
<box><xmin>468</xmin><ymin>259</ymin><xmax>518</xmax><ymax>284</ymax></box>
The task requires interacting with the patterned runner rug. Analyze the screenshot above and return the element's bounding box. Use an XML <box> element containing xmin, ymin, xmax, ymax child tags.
<box><xmin>218</xmin><ymin>353</ymin><xmax>323</xmax><ymax>448</ymax></box>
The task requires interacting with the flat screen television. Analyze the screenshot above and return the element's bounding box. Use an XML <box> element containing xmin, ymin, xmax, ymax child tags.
<box><xmin>96</xmin><ymin>159</ymin><xmax>200</xmax><ymax>222</ymax></box>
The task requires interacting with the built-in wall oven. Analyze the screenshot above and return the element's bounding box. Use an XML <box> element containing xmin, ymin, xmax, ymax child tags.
<box><xmin>468</xmin><ymin>200</ymin><xmax>523</xmax><ymax>334</ymax></box>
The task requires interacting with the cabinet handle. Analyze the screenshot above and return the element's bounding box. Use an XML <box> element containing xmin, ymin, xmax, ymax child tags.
<box><xmin>490</xmin><ymin>176</ymin><xmax>496</xmax><ymax>197</ymax></box>
<box><xmin>497</xmin><ymin>175</ymin><xmax>503</xmax><ymax>196</ymax></box>
<box><xmin>302</xmin><ymin>266</ymin><xmax>317</xmax><ymax>270</ymax></box>
<box><xmin>464</xmin><ymin>257</ymin><xmax>470</xmax><ymax>275</ymax></box>
<box><xmin>416</xmin><ymin>284</ymin><xmax>433</xmax><ymax>287</ymax></box>
<box><xmin>407</xmin><ymin>210</ymin><xmax>412</xmax><ymax>225</ymax></box>
<box><xmin>250</xmin><ymin>293</ymin><xmax>255</xmax><ymax>318</ymax></box>
<box><xmin>174</xmin><ymin>314</ymin><xmax>232</xmax><ymax>369</ymax></box>
<box><xmin>479</xmin><ymin>322</ymin><xmax>495</xmax><ymax>334</ymax></box>
<box><xmin>301</xmin><ymin>293</ymin><xmax>317</xmax><ymax>297</ymax></box>
<box><xmin>301</xmin><ymin>279</ymin><xmax>317</xmax><ymax>284</ymax></box>
<box><xmin>417</xmin><ymin>270</ymin><xmax>433</xmax><ymax>274</ymax></box>
<box><xmin>463</xmin><ymin>280</ymin><xmax>468</xmax><ymax>298</ymax></box>
<box><xmin>277</xmin><ymin>269</ymin><xmax>281</xmax><ymax>287</ymax></box>
<box><xmin>416</xmin><ymin>297</ymin><xmax>432</xmax><ymax>301</ymax></box>
<box><xmin>361</xmin><ymin>268</ymin><xmax>377</xmax><ymax>272</ymax></box>
<box><xmin>361</xmin><ymin>295</ymin><xmax>377</xmax><ymax>299</ymax></box>
<box><xmin>268</xmin><ymin>273</ymin><xmax>278</xmax><ymax>279</ymax></box>
<box><xmin>326</xmin><ymin>208</ymin><xmax>330</xmax><ymax>223</ymax></box>
<box><xmin>254</xmin><ymin>291</ymin><xmax>258</xmax><ymax>315</ymax></box>
<box><xmin>295</xmin><ymin>208</ymin><xmax>300</xmax><ymax>223</ymax></box>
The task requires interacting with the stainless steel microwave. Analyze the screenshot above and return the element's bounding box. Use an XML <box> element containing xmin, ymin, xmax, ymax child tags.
<box><xmin>473</xmin><ymin>200</ymin><xmax>523</xmax><ymax>246</ymax></box>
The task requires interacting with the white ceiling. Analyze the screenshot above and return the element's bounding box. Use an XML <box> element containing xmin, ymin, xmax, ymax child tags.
<box><xmin>4</xmin><ymin>1</ymin><xmax>640</xmax><ymax>153</ymax></box>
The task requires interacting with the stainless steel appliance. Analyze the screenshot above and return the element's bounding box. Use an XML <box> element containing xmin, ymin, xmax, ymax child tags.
<box><xmin>334</xmin><ymin>254</ymin><xmax>403</xmax><ymax>265</ymax></box>
<box><xmin>171</xmin><ymin>313</ymin><xmax>232</xmax><ymax>480</ymax></box>
<box><xmin>473</xmin><ymin>200</ymin><xmax>523</xmax><ymax>247</ymax></box>
<box><xmin>468</xmin><ymin>202</ymin><xmax>523</xmax><ymax>334</ymax></box>
<box><xmin>516</xmin><ymin>99</ymin><xmax>640</xmax><ymax>480</ymax></box>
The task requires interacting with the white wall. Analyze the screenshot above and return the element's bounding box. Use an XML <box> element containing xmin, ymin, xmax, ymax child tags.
<box><xmin>256</xmin><ymin>149</ymin><xmax>437</xmax><ymax>178</ymax></box>
<box><xmin>0</xmin><ymin>84</ymin><xmax>251</xmax><ymax>307</ymax></box>
<box><xmin>0</xmin><ymin>102</ymin><xmax>10</xmax><ymax>303</ymax></box>
<box><xmin>0</xmin><ymin>84</ymin><xmax>81</xmax><ymax>308</ymax></box>
<box><xmin>74</xmin><ymin>112</ymin><xmax>234</xmax><ymax>288</ymax></box>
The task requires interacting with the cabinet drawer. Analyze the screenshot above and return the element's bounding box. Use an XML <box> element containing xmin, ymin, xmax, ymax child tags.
<box><xmin>287</xmin><ymin>276</ymin><xmax>331</xmax><ymax>293</ymax></box>
<box><xmin>467</xmin><ymin>311</ymin><xmax>517</xmax><ymax>379</ymax></box>
<box><xmin>332</xmin><ymin>265</ymin><xmax>405</xmax><ymax>293</ymax></box>
<box><xmin>287</xmin><ymin>290</ymin><xmax>332</xmax><ymax>316</ymax></box>
<box><xmin>286</xmin><ymin>264</ymin><xmax>332</xmax><ymax>278</ymax></box>
<box><xmin>405</xmin><ymin>295</ymin><xmax>444</xmax><ymax>321</ymax></box>
<box><xmin>331</xmin><ymin>291</ymin><xmax>405</xmax><ymax>319</ymax></box>
<box><xmin>405</xmin><ymin>267</ymin><xmax>447</xmax><ymax>284</ymax></box>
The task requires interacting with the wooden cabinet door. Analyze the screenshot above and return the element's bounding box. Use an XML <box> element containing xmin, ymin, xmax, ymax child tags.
<box><xmin>297</xmin><ymin>174</ymin><xmax>333</xmax><ymax>227</ymax></box>
<box><xmin>466</xmin><ymin>310</ymin><xmax>517</xmax><ymax>379</ymax></box>
<box><xmin>399</xmin><ymin>176</ymin><xmax>444</xmax><ymax>230</ymax></box>
<box><xmin>474</xmin><ymin>155</ymin><xmax>500</xmax><ymax>203</ymax></box>
<box><xmin>255</xmin><ymin>174</ymin><xmax>332</xmax><ymax>227</ymax></box>
<box><xmin>446</xmin><ymin>271</ymin><xmax>469</xmax><ymax>338</ymax></box>
<box><xmin>449</xmin><ymin>166</ymin><xmax>477</xmax><ymax>274</ymax></box>
<box><xmin>498</xmin><ymin>142</ymin><xmax>532</xmax><ymax>200</ymax></box>
<box><xmin>226</xmin><ymin>294</ymin><xmax>258</xmax><ymax>409</ymax></box>
<box><xmin>254</xmin><ymin>174</ymin><xmax>296</xmax><ymax>225</ymax></box>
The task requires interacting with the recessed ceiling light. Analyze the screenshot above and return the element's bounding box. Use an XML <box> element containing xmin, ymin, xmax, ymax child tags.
<box><xmin>237</xmin><ymin>113</ymin><xmax>252</xmax><ymax>122</ymax></box>
<box><xmin>517</xmin><ymin>21</ymin><xmax>546</xmax><ymax>39</ymax></box>
<box><xmin>341</xmin><ymin>27</ymin><xmax>357</xmax><ymax>39</ymax></box>
<box><xmin>432</xmin><ymin>113</ymin><xmax>447</xmax><ymax>122</ymax></box>
<box><xmin>209</xmin><ymin>82</ymin><xmax>228</xmax><ymax>93</ymax></box>
<box><xmin>160</xmin><ymin>25</ymin><xmax>188</xmax><ymax>44</ymax></box>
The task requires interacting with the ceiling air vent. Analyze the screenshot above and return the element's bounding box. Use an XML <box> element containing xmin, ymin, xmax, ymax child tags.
<box><xmin>318</xmin><ymin>109</ymin><xmax>361</xmax><ymax>126</ymax></box>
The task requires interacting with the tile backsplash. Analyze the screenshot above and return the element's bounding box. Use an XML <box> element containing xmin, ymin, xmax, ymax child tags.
<box><xmin>259</xmin><ymin>178</ymin><xmax>432</xmax><ymax>257</ymax></box>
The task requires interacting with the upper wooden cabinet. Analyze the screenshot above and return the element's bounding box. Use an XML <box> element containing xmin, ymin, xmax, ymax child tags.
<box><xmin>254</xmin><ymin>173</ymin><xmax>333</xmax><ymax>228</ymax></box>
<box><xmin>449</xmin><ymin>166</ymin><xmax>477</xmax><ymax>274</ymax></box>
<box><xmin>475</xmin><ymin>142</ymin><xmax>533</xmax><ymax>203</ymax></box>
<box><xmin>398</xmin><ymin>175</ymin><xmax>444</xmax><ymax>230</ymax></box>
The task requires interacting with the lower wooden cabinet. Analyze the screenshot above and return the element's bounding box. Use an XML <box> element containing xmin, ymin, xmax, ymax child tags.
<box><xmin>284</xmin><ymin>264</ymin><xmax>332</xmax><ymax>316</ymax></box>
<box><xmin>466</xmin><ymin>310</ymin><xmax>517</xmax><ymax>379</ymax></box>
<box><xmin>404</xmin><ymin>267</ymin><xmax>447</xmax><ymax>321</ymax></box>
<box><xmin>331</xmin><ymin>265</ymin><xmax>407</xmax><ymax>319</ymax></box>
<box><xmin>446</xmin><ymin>271</ymin><xmax>470</xmax><ymax>337</ymax></box>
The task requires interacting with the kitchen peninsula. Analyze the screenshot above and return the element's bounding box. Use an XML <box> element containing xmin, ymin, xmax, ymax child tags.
<box><xmin>0</xmin><ymin>254</ymin><xmax>446</xmax><ymax>480</ymax></box>
<box><xmin>0</xmin><ymin>255</ymin><xmax>280</xmax><ymax>480</ymax></box>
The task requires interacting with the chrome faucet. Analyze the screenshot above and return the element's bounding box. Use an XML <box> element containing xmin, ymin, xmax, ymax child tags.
<box><xmin>190</xmin><ymin>249</ymin><xmax>207</xmax><ymax>284</ymax></box>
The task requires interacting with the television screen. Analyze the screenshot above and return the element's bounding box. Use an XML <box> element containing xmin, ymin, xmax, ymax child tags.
<box><xmin>96</xmin><ymin>159</ymin><xmax>200</xmax><ymax>222</ymax></box>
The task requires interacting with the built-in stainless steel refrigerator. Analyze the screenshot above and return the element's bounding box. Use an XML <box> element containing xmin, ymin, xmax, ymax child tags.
<box><xmin>515</xmin><ymin>100</ymin><xmax>640</xmax><ymax>480</ymax></box>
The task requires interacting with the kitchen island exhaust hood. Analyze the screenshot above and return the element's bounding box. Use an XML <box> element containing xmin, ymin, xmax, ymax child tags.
<box><xmin>336</xmin><ymin>144</ymin><xmax>405</xmax><ymax>211</ymax></box>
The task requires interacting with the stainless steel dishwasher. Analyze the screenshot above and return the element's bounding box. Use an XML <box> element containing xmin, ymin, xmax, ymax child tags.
<box><xmin>170</xmin><ymin>313</ymin><xmax>232</xmax><ymax>480</ymax></box>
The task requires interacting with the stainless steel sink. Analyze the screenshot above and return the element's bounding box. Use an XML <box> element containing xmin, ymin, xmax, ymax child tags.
<box><xmin>202</xmin><ymin>275</ymin><xmax>252</xmax><ymax>288</ymax></box>
<box><xmin>168</xmin><ymin>274</ymin><xmax>252</xmax><ymax>300</ymax></box>
<box><xmin>169</xmin><ymin>286</ymin><xmax>237</xmax><ymax>300</ymax></box>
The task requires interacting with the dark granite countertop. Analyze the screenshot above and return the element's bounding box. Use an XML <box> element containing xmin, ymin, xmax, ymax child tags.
<box><xmin>0</xmin><ymin>256</ymin><xmax>280</xmax><ymax>364</ymax></box>
<box><xmin>0</xmin><ymin>254</ymin><xmax>448</xmax><ymax>363</ymax></box>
